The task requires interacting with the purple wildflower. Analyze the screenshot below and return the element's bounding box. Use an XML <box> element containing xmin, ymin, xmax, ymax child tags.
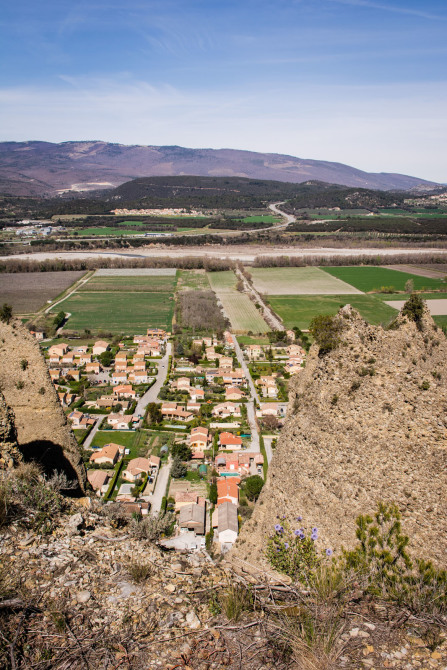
<box><xmin>326</xmin><ymin>549</ymin><xmax>333</xmax><ymax>557</ymax></box>
<box><xmin>282</xmin><ymin>514</ymin><xmax>286</xmax><ymax>519</ymax></box>
<box><xmin>274</xmin><ymin>524</ymin><xmax>282</xmax><ymax>531</ymax></box>
<box><xmin>296</xmin><ymin>516</ymin><xmax>302</xmax><ymax>522</ymax></box>
<box><xmin>299</xmin><ymin>532</ymin><xmax>305</xmax><ymax>540</ymax></box>
<box><xmin>284</xmin><ymin>543</ymin><xmax>289</xmax><ymax>549</ymax></box>
<box><xmin>294</xmin><ymin>529</ymin><xmax>300</xmax><ymax>536</ymax></box>
<box><xmin>311</xmin><ymin>534</ymin><xmax>317</xmax><ymax>542</ymax></box>
<box><xmin>312</xmin><ymin>527</ymin><xmax>318</xmax><ymax>533</ymax></box>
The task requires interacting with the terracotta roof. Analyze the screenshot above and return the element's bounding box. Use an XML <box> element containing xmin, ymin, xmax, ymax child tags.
<box><xmin>90</xmin><ymin>444</ymin><xmax>120</xmax><ymax>462</ymax></box>
<box><xmin>219</xmin><ymin>432</ymin><xmax>242</xmax><ymax>446</ymax></box>
<box><xmin>87</xmin><ymin>470</ymin><xmax>109</xmax><ymax>490</ymax></box>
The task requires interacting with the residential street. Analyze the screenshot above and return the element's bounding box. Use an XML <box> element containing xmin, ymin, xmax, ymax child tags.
<box><xmin>231</xmin><ymin>334</ymin><xmax>261</xmax><ymax>454</ymax></box>
<box><xmin>263</xmin><ymin>436</ymin><xmax>274</xmax><ymax>464</ymax></box>
<box><xmin>150</xmin><ymin>458</ymin><xmax>171</xmax><ymax>515</ymax></box>
<box><xmin>136</xmin><ymin>342</ymin><xmax>171</xmax><ymax>416</ymax></box>
<box><xmin>231</xmin><ymin>334</ymin><xmax>259</xmax><ymax>402</ymax></box>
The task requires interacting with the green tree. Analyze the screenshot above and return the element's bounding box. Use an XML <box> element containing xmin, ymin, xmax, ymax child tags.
<box><xmin>242</xmin><ymin>475</ymin><xmax>264</xmax><ymax>501</ymax></box>
<box><xmin>53</xmin><ymin>310</ymin><xmax>66</xmax><ymax>329</ymax></box>
<box><xmin>402</xmin><ymin>293</ymin><xmax>425</xmax><ymax>329</ymax></box>
<box><xmin>146</xmin><ymin>402</ymin><xmax>162</xmax><ymax>425</ymax></box>
<box><xmin>0</xmin><ymin>303</ymin><xmax>13</xmax><ymax>324</ymax></box>
<box><xmin>171</xmin><ymin>457</ymin><xmax>187</xmax><ymax>479</ymax></box>
<box><xmin>309</xmin><ymin>314</ymin><xmax>342</xmax><ymax>355</ymax></box>
<box><xmin>99</xmin><ymin>350</ymin><xmax>114</xmax><ymax>367</ymax></box>
<box><xmin>171</xmin><ymin>443</ymin><xmax>192</xmax><ymax>461</ymax></box>
<box><xmin>209</xmin><ymin>482</ymin><xmax>218</xmax><ymax>504</ymax></box>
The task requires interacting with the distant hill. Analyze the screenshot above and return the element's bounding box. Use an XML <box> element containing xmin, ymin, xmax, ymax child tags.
<box><xmin>0</xmin><ymin>141</ymin><xmax>440</xmax><ymax>196</ymax></box>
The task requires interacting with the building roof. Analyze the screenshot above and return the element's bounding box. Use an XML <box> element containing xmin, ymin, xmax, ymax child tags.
<box><xmin>217</xmin><ymin>477</ymin><xmax>240</xmax><ymax>503</ymax></box>
<box><xmin>87</xmin><ymin>470</ymin><xmax>109</xmax><ymax>490</ymax></box>
<box><xmin>90</xmin><ymin>444</ymin><xmax>120</xmax><ymax>462</ymax></box>
<box><xmin>219</xmin><ymin>432</ymin><xmax>242</xmax><ymax>446</ymax></box>
<box><xmin>178</xmin><ymin>503</ymin><xmax>205</xmax><ymax>533</ymax></box>
<box><xmin>217</xmin><ymin>501</ymin><xmax>239</xmax><ymax>534</ymax></box>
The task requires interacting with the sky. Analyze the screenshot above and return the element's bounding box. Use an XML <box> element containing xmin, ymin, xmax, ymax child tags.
<box><xmin>0</xmin><ymin>0</ymin><xmax>446</xmax><ymax>182</ymax></box>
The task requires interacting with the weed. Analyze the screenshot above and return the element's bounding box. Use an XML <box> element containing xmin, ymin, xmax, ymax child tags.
<box><xmin>219</xmin><ymin>582</ymin><xmax>253</xmax><ymax>622</ymax></box>
<box><xmin>128</xmin><ymin>561</ymin><xmax>153</xmax><ymax>583</ymax></box>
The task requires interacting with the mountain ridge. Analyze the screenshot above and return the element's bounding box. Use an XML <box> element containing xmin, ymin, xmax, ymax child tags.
<box><xmin>0</xmin><ymin>140</ymin><xmax>440</xmax><ymax>196</ymax></box>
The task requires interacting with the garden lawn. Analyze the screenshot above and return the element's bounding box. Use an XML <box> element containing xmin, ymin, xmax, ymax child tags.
<box><xmin>91</xmin><ymin>430</ymin><xmax>138</xmax><ymax>452</ymax></box>
<box><xmin>53</xmin><ymin>291</ymin><xmax>174</xmax><ymax>333</ymax></box>
<box><xmin>250</xmin><ymin>267</ymin><xmax>362</xmax><ymax>295</ymax></box>
<box><xmin>237</xmin><ymin>335</ymin><xmax>270</xmax><ymax>345</ymax></box>
<box><xmin>322</xmin><ymin>266</ymin><xmax>445</xmax><ymax>292</ymax></box>
<box><xmin>267</xmin><ymin>294</ymin><xmax>397</xmax><ymax>330</ymax></box>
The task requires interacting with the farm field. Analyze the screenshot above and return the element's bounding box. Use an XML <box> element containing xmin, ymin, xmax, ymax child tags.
<box><xmin>176</xmin><ymin>269</ymin><xmax>210</xmax><ymax>291</ymax></box>
<box><xmin>0</xmin><ymin>271</ymin><xmax>85</xmax><ymax>313</ymax></box>
<box><xmin>267</xmin><ymin>294</ymin><xmax>397</xmax><ymax>330</ymax></box>
<box><xmin>237</xmin><ymin>335</ymin><xmax>270</xmax><ymax>345</ymax></box>
<box><xmin>385</xmin><ymin>299</ymin><xmax>447</xmax><ymax>316</ymax></box>
<box><xmin>95</xmin><ymin>268</ymin><xmax>177</xmax><ymax>276</ymax></box>
<box><xmin>323</xmin><ymin>266</ymin><xmax>445</xmax><ymax>292</ymax></box>
<box><xmin>52</xmin><ymin>291</ymin><xmax>174</xmax><ymax>334</ymax></box>
<box><xmin>208</xmin><ymin>270</ymin><xmax>269</xmax><ymax>333</ymax></box>
<box><xmin>250</xmin><ymin>267</ymin><xmax>362</xmax><ymax>295</ymax></box>
<box><xmin>78</xmin><ymin>275</ymin><xmax>176</xmax><ymax>292</ymax></box>
<box><xmin>382</xmin><ymin>264</ymin><xmax>447</xmax><ymax>279</ymax></box>
<box><xmin>75</xmin><ymin>228</ymin><xmax>144</xmax><ymax>236</ymax></box>
<box><xmin>377</xmin><ymin>292</ymin><xmax>446</xmax><ymax>302</ymax></box>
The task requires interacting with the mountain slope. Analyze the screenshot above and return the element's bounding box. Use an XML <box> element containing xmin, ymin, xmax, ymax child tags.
<box><xmin>233</xmin><ymin>304</ymin><xmax>447</xmax><ymax>570</ymax></box>
<box><xmin>0</xmin><ymin>141</ymin><xmax>439</xmax><ymax>196</ymax></box>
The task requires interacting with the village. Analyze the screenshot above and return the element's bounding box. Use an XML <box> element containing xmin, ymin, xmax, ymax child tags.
<box><xmin>43</xmin><ymin>325</ymin><xmax>305</xmax><ymax>554</ymax></box>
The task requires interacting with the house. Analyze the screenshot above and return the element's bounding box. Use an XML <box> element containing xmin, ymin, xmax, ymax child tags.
<box><xmin>49</xmin><ymin>343</ymin><xmax>69</xmax><ymax>357</ymax></box>
<box><xmin>212</xmin><ymin>402</ymin><xmax>241</xmax><ymax>419</ymax></box>
<box><xmin>111</xmin><ymin>371</ymin><xmax>128</xmax><ymax>385</ymax></box>
<box><xmin>132</xmin><ymin>361</ymin><xmax>146</xmax><ymax>372</ymax></box>
<box><xmin>113</xmin><ymin>384</ymin><xmax>136</xmax><ymax>399</ymax></box>
<box><xmin>128</xmin><ymin>371</ymin><xmax>150</xmax><ymax>384</ymax></box>
<box><xmin>222</xmin><ymin>370</ymin><xmax>245</xmax><ymax>386</ymax></box>
<box><xmin>175</xmin><ymin>377</ymin><xmax>190</xmax><ymax>390</ymax></box>
<box><xmin>75</xmin><ymin>345</ymin><xmax>89</xmax><ymax>354</ymax></box>
<box><xmin>205</xmin><ymin>346</ymin><xmax>216</xmax><ymax>359</ymax></box>
<box><xmin>174</xmin><ymin>491</ymin><xmax>202</xmax><ymax>512</ymax></box>
<box><xmin>287</xmin><ymin>344</ymin><xmax>305</xmax><ymax>358</ymax></box>
<box><xmin>146</xmin><ymin>328</ymin><xmax>167</xmax><ymax>339</ymax></box>
<box><xmin>122</xmin><ymin>457</ymin><xmax>152</xmax><ymax>482</ymax></box>
<box><xmin>187</xmin><ymin>401</ymin><xmax>201</xmax><ymax>413</ymax></box>
<box><xmin>215</xmin><ymin>453</ymin><xmax>250</xmax><ymax>477</ymax></box>
<box><xmin>79</xmin><ymin>354</ymin><xmax>92</xmax><ymax>366</ymax></box>
<box><xmin>90</xmin><ymin>443</ymin><xmax>120</xmax><ymax>466</ymax></box>
<box><xmin>87</xmin><ymin>470</ymin><xmax>110</xmax><ymax>495</ymax></box>
<box><xmin>30</xmin><ymin>330</ymin><xmax>44</xmax><ymax>340</ymax></box>
<box><xmin>246</xmin><ymin>344</ymin><xmax>263</xmax><ymax>360</ymax></box>
<box><xmin>93</xmin><ymin>340</ymin><xmax>109</xmax><ymax>356</ymax></box>
<box><xmin>68</xmin><ymin>410</ymin><xmax>84</xmax><ymax>428</ymax></box>
<box><xmin>60</xmin><ymin>352</ymin><xmax>75</xmax><ymax>366</ymax></box>
<box><xmin>225</xmin><ymin>386</ymin><xmax>245</xmax><ymax>401</ymax></box>
<box><xmin>219</xmin><ymin>356</ymin><xmax>233</xmax><ymax>370</ymax></box>
<box><xmin>86</xmin><ymin>363</ymin><xmax>101</xmax><ymax>374</ymax></box>
<box><xmin>178</xmin><ymin>503</ymin><xmax>206</xmax><ymax>535</ymax></box>
<box><xmin>224</xmin><ymin>331</ymin><xmax>234</xmax><ymax>349</ymax></box>
<box><xmin>257</xmin><ymin>402</ymin><xmax>287</xmax><ymax>418</ymax></box>
<box><xmin>189</xmin><ymin>426</ymin><xmax>209</xmax><ymax>451</ymax></box>
<box><xmin>149</xmin><ymin>454</ymin><xmax>160</xmax><ymax>470</ymax></box>
<box><xmin>66</xmin><ymin>369</ymin><xmax>80</xmax><ymax>381</ymax></box>
<box><xmin>107</xmin><ymin>414</ymin><xmax>134</xmax><ymax>429</ymax></box>
<box><xmin>217</xmin><ymin>477</ymin><xmax>240</xmax><ymax>506</ymax></box>
<box><xmin>219</xmin><ymin>432</ymin><xmax>243</xmax><ymax>450</ymax></box>
<box><xmin>49</xmin><ymin>369</ymin><xmax>60</xmax><ymax>381</ymax></box>
<box><xmin>115</xmin><ymin>352</ymin><xmax>128</xmax><ymax>363</ymax></box>
<box><xmin>188</xmin><ymin>388</ymin><xmax>205</xmax><ymax>402</ymax></box>
<box><xmin>217</xmin><ymin>501</ymin><xmax>239</xmax><ymax>547</ymax></box>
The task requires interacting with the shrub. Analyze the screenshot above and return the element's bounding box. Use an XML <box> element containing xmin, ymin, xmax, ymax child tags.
<box><xmin>209</xmin><ymin>482</ymin><xmax>218</xmax><ymax>505</ymax></box>
<box><xmin>266</xmin><ymin>519</ymin><xmax>325</xmax><ymax>584</ymax></box>
<box><xmin>129</xmin><ymin>513</ymin><xmax>175</xmax><ymax>541</ymax></box>
<box><xmin>241</xmin><ymin>475</ymin><xmax>264</xmax><ymax>501</ymax></box>
<box><xmin>0</xmin><ymin>303</ymin><xmax>13</xmax><ymax>324</ymax></box>
<box><xmin>171</xmin><ymin>457</ymin><xmax>187</xmax><ymax>478</ymax></box>
<box><xmin>309</xmin><ymin>314</ymin><xmax>343</xmax><ymax>355</ymax></box>
<box><xmin>128</xmin><ymin>561</ymin><xmax>153</xmax><ymax>583</ymax></box>
<box><xmin>402</xmin><ymin>293</ymin><xmax>425</xmax><ymax>329</ymax></box>
<box><xmin>420</xmin><ymin>380</ymin><xmax>430</xmax><ymax>390</ymax></box>
<box><xmin>219</xmin><ymin>582</ymin><xmax>253</xmax><ymax>622</ymax></box>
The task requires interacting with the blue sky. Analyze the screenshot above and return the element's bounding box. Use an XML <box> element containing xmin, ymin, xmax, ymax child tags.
<box><xmin>1</xmin><ymin>0</ymin><xmax>446</xmax><ymax>181</ymax></box>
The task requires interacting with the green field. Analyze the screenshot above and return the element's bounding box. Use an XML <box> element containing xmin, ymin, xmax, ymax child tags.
<box><xmin>323</xmin><ymin>266</ymin><xmax>445</xmax><ymax>292</ymax></box>
<box><xmin>208</xmin><ymin>270</ymin><xmax>269</xmax><ymax>333</ymax></box>
<box><xmin>237</xmin><ymin>335</ymin><xmax>270</xmax><ymax>345</ymax></box>
<box><xmin>52</xmin><ymin>291</ymin><xmax>174</xmax><ymax>333</ymax></box>
<box><xmin>79</xmin><ymin>275</ymin><xmax>176</xmax><ymax>292</ymax></box>
<box><xmin>376</xmin><ymin>292</ymin><xmax>447</xmax><ymax>302</ymax></box>
<box><xmin>250</xmin><ymin>266</ymin><xmax>362</xmax><ymax>295</ymax></box>
<box><xmin>267</xmin><ymin>294</ymin><xmax>397</xmax><ymax>330</ymax></box>
<box><xmin>434</xmin><ymin>315</ymin><xmax>447</xmax><ymax>329</ymax></box>
<box><xmin>176</xmin><ymin>269</ymin><xmax>210</xmax><ymax>290</ymax></box>
<box><xmin>91</xmin><ymin>430</ymin><xmax>149</xmax><ymax>460</ymax></box>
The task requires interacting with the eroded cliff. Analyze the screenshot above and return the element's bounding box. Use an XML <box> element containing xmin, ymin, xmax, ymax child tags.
<box><xmin>234</xmin><ymin>304</ymin><xmax>447</xmax><ymax>569</ymax></box>
<box><xmin>0</xmin><ymin>320</ymin><xmax>86</xmax><ymax>490</ymax></box>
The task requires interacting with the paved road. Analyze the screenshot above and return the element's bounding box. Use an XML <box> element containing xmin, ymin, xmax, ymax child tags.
<box><xmin>246</xmin><ymin>401</ymin><xmax>260</xmax><ymax>453</ymax></box>
<box><xmin>83</xmin><ymin>416</ymin><xmax>103</xmax><ymax>449</ymax></box>
<box><xmin>231</xmin><ymin>334</ymin><xmax>261</xmax><ymax>453</ymax></box>
<box><xmin>150</xmin><ymin>458</ymin><xmax>171</xmax><ymax>516</ymax></box>
<box><xmin>231</xmin><ymin>334</ymin><xmax>260</xmax><ymax>403</ymax></box>
<box><xmin>263</xmin><ymin>436</ymin><xmax>275</xmax><ymax>464</ymax></box>
<box><xmin>268</xmin><ymin>201</ymin><xmax>296</xmax><ymax>226</ymax></box>
<box><xmin>135</xmin><ymin>342</ymin><xmax>171</xmax><ymax>416</ymax></box>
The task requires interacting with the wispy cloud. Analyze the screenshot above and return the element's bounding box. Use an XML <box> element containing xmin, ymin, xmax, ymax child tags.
<box><xmin>328</xmin><ymin>0</ymin><xmax>447</xmax><ymax>21</ymax></box>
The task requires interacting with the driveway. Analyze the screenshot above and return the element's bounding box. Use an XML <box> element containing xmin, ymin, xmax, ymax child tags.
<box><xmin>150</xmin><ymin>459</ymin><xmax>171</xmax><ymax>516</ymax></box>
<box><xmin>136</xmin><ymin>342</ymin><xmax>171</xmax><ymax>415</ymax></box>
<box><xmin>83</xmin><ymin>416</ymin><xmax>103</xmax><ymax>449</ymax></box>
<box><xmin>263</xmin><ymin>436</ymin><xmax>275</xmax><ymax>464</ymax></box>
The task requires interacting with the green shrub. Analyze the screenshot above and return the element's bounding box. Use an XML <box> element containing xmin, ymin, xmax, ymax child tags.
<box><xmin>402</xmin><ymin>293</ymin><xmax>425</xmax><ymax>329</ymax></box>
<box><xmin>309</xmin><ymin>314</ymin><xmax>343</xmax><ymax>355</ymax></box>
<box><xmin>266</xmin><ymin>520</ymin><xmax>323</xmax><ymax>584</ymax></box>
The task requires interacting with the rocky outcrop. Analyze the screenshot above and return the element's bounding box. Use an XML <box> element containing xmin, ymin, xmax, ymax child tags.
<box><xmin>0</xmin><ymin>320</ymin><xmax>86</xmax><ymax>491</ymax></box>
<box><xmin>234</xmin><ymin>305</ymin><xmax>447</xmax><ymax>569</ymax></box>
<box><xmin>0</xmin><ymin>390</ymin><xmax>21</xmax><ymax>469</ymax></box>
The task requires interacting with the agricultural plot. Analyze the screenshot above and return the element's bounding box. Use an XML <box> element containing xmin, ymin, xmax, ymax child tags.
<box><xmin>52</xmin><ymin>291</ymin><xmax>174</xmax><ymax>334</ymax></box>
<box><xmin>267</xmin><ymin>294</ymin><xmax>397</xmax><ymax>330</ymax></box>
<box><xmin>385</xmin><ymin>299</ymin><xmax>447</xmax><ymax>316</ymax></box>
<box><xmin>78</xmin><ymin>275</ymin><xmax>176</xmax><ymax>292</ymax></box>
<box><xmin>250</xmin><ymin>267</ymin><xmax>362</xmax><ymax>295</ymax></box>
<box><xmin>75</xmin><ymin>228</ymin><xmax>144</xmax><ymax>236</ymax></box>
<box><xmin>176</xmin><ymin>269</ymin><xmax>210</xmax><ymax>291</ymax></box>
<box><xmin>208</xmin><ymin>270</ymin><xmax>269</xmax><ymax>333</ymax></box>
<box><xmin>0</xmin><ymin>271</ymin><xmax>85</xmax><ymax>313</ymax></box>
<box><xmin>95</xmin><ymin>268</ymin><xmax>177</xmax><ymax>276</ymax></box>
<box><xmin>323</xmin><ymin>266</ymin><xmax>445</xmax><ymax>292</ymax></box>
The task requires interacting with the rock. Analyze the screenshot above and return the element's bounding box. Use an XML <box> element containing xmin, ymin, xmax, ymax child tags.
<box><xmin>76</xmin><ymin>590</ymin><xmax>91</xmax><ymax>603</ymax></box>
<box><xmin>165</xmin><ymin>584</ymin><xmax>176</xmax><ymax>593</ymax></box>
<box><xmin>68</xmin><ymin>513</ymin><xmax>83</xmax><ymax>531</ymax></box>
<box><xmin>186</xmin><ymin>611</ymin><xmax>201</xmax><ymax>629</ymax></box>
<box><xmin>350</xmin><ymin>628</ymin><xmax>360</xmax><ymax>637</ymax></box>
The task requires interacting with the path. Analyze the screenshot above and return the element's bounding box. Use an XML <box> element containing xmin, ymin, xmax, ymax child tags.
<box><xmin>135</xmin><ymin>342</ymin><xmax>171</xmax><ymax>416</ymax></box>
<box><xmin>44</xmin><ymin>271</ymin><xmax>94</xmax><ymax>314</ymax></box>
<box><xmin>268</xmin><ymin>201</ymin><xmax>296</xmax><ymax>227</ymax></box>
<box><xmin>150</xmin><ymin>459</ymin><xmax>171</xmax><ymax>516</ymax></box>
<box><xmin>263</xmin><ymin>436</ymin><xmax>274</xmax><ymax>464</ymax></box>
<box><xmin>234</xmin><ymin>267</ymin><xmax>284</xmax><ymax>332</ymax></box>
<box><xmin>83</xmin><ymin>416</ymin><xmax>103</xmax><ymax>449</ymax></box>
<box><xmin>231</xmin><ymin>334</ymin><xmax>261</xmax><ymax>454</ymax></box>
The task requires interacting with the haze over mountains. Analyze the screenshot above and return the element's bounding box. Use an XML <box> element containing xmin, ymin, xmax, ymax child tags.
<box><xmin>0</xmin><ymin>141</ymin><xmax>440</xmax><ymax>197</ymax></box>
